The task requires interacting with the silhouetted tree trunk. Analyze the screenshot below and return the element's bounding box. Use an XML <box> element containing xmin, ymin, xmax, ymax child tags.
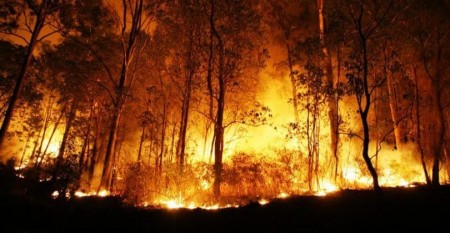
<box><xmin>430</xmin><ymin>66</ymin><xmax>445</xmax><ymax>187</ymax></box>
<box><xmin>384</xmin><ymin>44</ymin><xmax>403</xmax><ymax>149</ymax></box>
<box><xmin>137</xmin><ymin>126</ymin><xmax>145</xmax><ymax>165</ymax></box>
<box><xmin>353</xmin><ymin>1</ymin><xmax>381</xmax><ymax>192</ymax></box>
<box><xmin>317</xmin><ymin>0</ymin><xmax>339</xmax><ymax>180</ymax></box>
<box><xmin>412</xmin><ymin>66</ymin><xmax>431</xmax><ymax>184</ymax></box>
<box><xmin>176</xmin><ymin>49</ymin><xmax>194</xmax><ymax>173</ymax></box>
<box><xmin>36</xmin><ymin>100</ymin><xmax>67</xmax><ymax>171</ymax></box>
<box><xmin>0</xmin><ymin>1</ymin><xmax>49</xmax><ymax>150</ymax></box>
<box><xmin>53</xmin><ymin>101</ymin><xmax>76</xmax><ymax>180</ymax></box>
<box><xmin>208</xmin><ymin>0</ymin><xmax>226</xmax><ymax>197</ymax></box>
<box><xmin>79</xmin><ymin>107</ymin><xmax>93</xmax><ymax>175</ymax></box>
<box><xmin>100</xmin><ymin>0</ymin><xmax>148</xmax><ymax>191</ymax></box>
<box><xmin>158</xmin><ymin>93</ymin><xmax>167</xmax><ymax>174</ymax></box>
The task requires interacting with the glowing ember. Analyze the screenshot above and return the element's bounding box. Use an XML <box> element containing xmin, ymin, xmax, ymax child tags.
<box><xmin>51</xmin><ymin>191</ymin><xmax>59</xmax><ymax>199</ymax></box>
<box><xmin>315</xmin><ymin>191</ymin><xmax>327</xmax><ymax>197</ymax></box>
<box><xmin>277</xmin><ymin>192</ymin><xmax>289</xmax><ymax>199</ymax></box>
<box><xmin>157</xmin><ymin>198</ymin><xmax>234</xmax><ymax>210</ymax></box>
<box><xmin>258</xmin><ymin>199</ymin><xmax>269</xmax><ymax>205</ymax></box>
<box><xmin>164</xmin><ymin>200</ymin><xmax>184</xmax><ymax>209</ymax></box>
<box><xmin>98</xmin><ymin>190</ymin><xmax>109</xmax><ymax>197</ymax></box>
<box><xmin>74</xmin><ymin>190</ymin><xmax>109</xmax><ymax>198</ymax></box>
<box><xmin>322</xmin><ymin>180</ymin><xmax>338</xmax><ymax>193</ymax></box>
<box><xmin>203</xmin><ymin>204</ymin><xmax>220</xmax><ymax>210</ymax></box>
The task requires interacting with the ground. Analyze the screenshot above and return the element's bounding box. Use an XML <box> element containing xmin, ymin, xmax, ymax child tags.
<box><xmin>1</xmin><ymin>185</ymin><xmax>449</xmax><ymax>233</ymax></box>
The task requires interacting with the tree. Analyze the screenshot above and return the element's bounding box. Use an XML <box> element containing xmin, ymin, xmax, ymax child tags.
<box><xmin>341</xmin><ymin>0</ymin><xmax>401</xmax><ymax>192</ymax></box>
<box><xmin>316</xmin><ymin>0</ymin><xmax>340</xmax><ymax>180</ymax></box>
<box><xmin>206</xmin><ymin>0</ymin><xmax>263</xmax><ymax>197</ymax></box>
<box><xmin>404</xmin><ymin>0</ymin><xmax>450</xmax><ymax>186</ymax></box>
<box><xmin>98</xmin><ymin>0</ymin><xmax>161</xmax><ymax>191</ymax></box>
<box><xmin>0</xmin><ymin>0</ymin><xmax>70</xmax><ymax>152</ymax></box>
<box><xmin>162</xmin><ymin>0</ymin><xmax>204</xmax><ymax>173</ymax></box>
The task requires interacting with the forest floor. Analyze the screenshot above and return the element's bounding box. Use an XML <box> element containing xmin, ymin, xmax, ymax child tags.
<box><xmin>1</xmin><ymin>185</ymin><xmax>450</xmax><ymax>233</ymax></box>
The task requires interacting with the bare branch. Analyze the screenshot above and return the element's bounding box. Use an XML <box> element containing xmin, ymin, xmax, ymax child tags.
<box><xmin>36</xmin><ymin>28</ymin><xmax>61</xmax><ymax>42</ymax></box>
<box><xmin>0</xmin><ymin>31</ymin><xmax>29</xmax><ymax>45</ymax></box>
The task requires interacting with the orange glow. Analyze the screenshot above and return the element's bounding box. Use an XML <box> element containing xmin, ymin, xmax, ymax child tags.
<box><xmin>258</xmin><ymin>199</ymin><xmax>269</xmax><ymax>205</ymax></box>
<box><xmin>159</xmin><ymin>199</ymin><xmax>229</xmax><ymax>210</ymax></box>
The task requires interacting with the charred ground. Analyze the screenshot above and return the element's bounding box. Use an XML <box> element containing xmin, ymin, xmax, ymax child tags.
<box><xmin>1</xmin><ymin>185</ymin><xmax>449</xmax><ymax>233</ymax></box>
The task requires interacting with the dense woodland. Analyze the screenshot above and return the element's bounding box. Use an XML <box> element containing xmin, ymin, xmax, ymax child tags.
<box><xmin>0</xmin><ymin>0</ymin><xmax>449</xmax><ymax>205</ymax></box>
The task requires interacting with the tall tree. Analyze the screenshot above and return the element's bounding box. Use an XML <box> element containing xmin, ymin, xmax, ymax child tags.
<box><xmin>317</xmin><ymin>0</ymin><xmax>339</xmax><ymax>180</ymax></box>
<box><xmin>162</xmin><ymin>0</ymin><xmax>204</xmax><ymax>173</ymax></box>
<box><xmin>342</xmin><ymin>0</ymin><xmax>400</xmax><ymax>192</ymax></box>
<box><xmin>405</xmin><ymin>0</ymin><xmax>450</xmax><ymax>186</ymax></box>
<box><xmin>98</xmin><ymin>0</ymin><xmax>162</xmax><ymax>191</ymax></box>
<box><xmin>0</xmin><ymin>0</ymin><xmax>69</xmax><ymax>151</ymax></box>
<box><xmin>206</xmin><ymin>0</ymin><xmax>262</xmax><ymax>197</ymax></box>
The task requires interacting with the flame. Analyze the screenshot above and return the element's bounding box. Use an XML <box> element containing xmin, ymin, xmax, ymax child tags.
<box><xmin>258</xmin><ymin>199</ymin><xmax>269</xmax><ymax>205</ymax></box>
<box><xmin>22</xmin><ymin>66</ymin><xmax>449</xmax><ymax>210</ymax></box>
<box><xmin>277</xmin><ymin>192</ymin><xmax>289</xmax><ymax>199</ymax></box>
<box><xmin>51</xmin><ymin>191</ymin><xmax>59</xmax><ymax>198</ymax></box>
<box><xmin>159</xmin><ymin>199</ymin><xmax>226</xmax><ymax>210</ymax></box>
<box><xmin>321</xmin><ymin>180</ymin><xmax>338</xmax><ymax>193</ymax></box>
<box><xmin>74</xmin><ymin>190</ymin><xmax>110</xmax><ymax>198</ymax></box>
<box><xmin>163</xmin><ymin>200</ymin><xmax>184</xmax><ymax>209</ymax></box>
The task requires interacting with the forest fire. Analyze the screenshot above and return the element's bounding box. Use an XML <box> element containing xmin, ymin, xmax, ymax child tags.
<box><xmin>0</xmin><ymin>1</ymin><xmax>449</xmax><ymax>229</ymax></box>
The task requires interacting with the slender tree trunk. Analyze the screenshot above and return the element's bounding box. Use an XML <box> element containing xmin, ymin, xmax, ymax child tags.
<box><xmin>431</xmin><ymin>78</ymin><xmax>444</xmax><ymax>186</ymax></box>
<box><xmin>34</xmin><ymin>97</ymin><xmax>55</xmax><ymax>169</ymax></box>
<box><xmin>203</xmin><ymin>123</ymin><xmax>211</xmax><ymax>160</ymax></box>
<box><xmin>317</xmin><ymin>0</ymin><xmax>339</xmax><ymax>178</ymax></box>
<box><xmin>353</xmin><ymin>4</ymin><xmax>380</xmax><ymax>192</ymax></box>
<box><xmin>430</xmin><ymin>29</ymin><xmax>444</xmax><ymax>187</ymax></box>
<box><xmin>99</xmin><ymin>0</ymin><xmax>145</xmax><ymax>191</ymax></box>
<box><xmin>306</xmin><ymin>104</ymin><xmax>313</xmax><ymax>191</ymax></box>
<box><xmin>213</xmin><ymin>38</ymin><xmax>225</xmax><ymax>198</ymax></box>
<box><xmin>384</xmin><ymin>44</ymin><xmax>403</xmax><ymax>149</ymax></box>
<box><xmin>158</xmin><ymin>103</ymin><xmax>166</xmax><ymax>174</ymax></box>
<box><xmin>176</xmin><ymin>75</ymin><xmax>192</xmax><ymax>173</ymax></box>
<box><xmin>53</xmin><ymin>101</ymin><xmax>76</xmax><ymax>180</ymax></box>
<box><xmin>137</xmin><ymin>126</ymin><xmax>145</xmax><ymax>165</ymax></box>
<box><xmin>286</xmin><ymin>45</ymin><xmax>300</xmax><ymax>127</ymax></box>
<box><xmin>0</xmin><ymin>6</ymin><xmax>46</xmax><ymax>150</ymax></box>
<box><xmin>207</xmin><ymin>0</ymin><xmax>223</xmax><ymax>197</ymax></box>
<box><xmin>386</xmin><ymin>73</ymin><xmax>402</xmax><ymax>148</ymax></box>
<box><xmin>88</xmin><ymin>135</ymin><xmax>98</xmax><ymax>189</ymax></box>
<box><xmin>209</xmin><ymin>0</ymin><xmax>226</xmax><ymax>196</ymax></box>
<box><xmin>99</xmin><ymin>107</ymin><xmax>121</xmax><ymax>191</ymax></box>
<box><xmin>169</xmin><ymin>123</ymin><xmax>176</xmax><ymax>164</ymax></box>
<box><xmin>412</xmin><ymin>66</ymin><xmax>431</xmax><ymax>184</ymax></box>
<box><xmin>40</xmin><ymin>103</ymin><xmax>67</xmax><ymax>160</ymax></box>
<box><xmin>79</xmin><ymin>107</ymin><xmax>93</xmax><ymax>175</ymax></box>
<box><xmin>36</xmin><ymin>100</ymin><xmax>66</xmax><ymax>171</ymax></box>
<box><xmin>213</xmin><ymin>94</ymin><xmax>224</xmax><ymax>197</ymax></box>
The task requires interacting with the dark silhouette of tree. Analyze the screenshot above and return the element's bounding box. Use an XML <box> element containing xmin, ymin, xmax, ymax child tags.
<box><xmin>0</xmin><ymin>0</ymin><xmax>71</xmax><ymax>152</ymax></box>
<box><xmin>338</xmin><ymin>0</ymin><xmax>402</xmax><ymax>192</ymax></box>
<box><xmin>206</xmin><ymin>0</ymin><xmax>263</xmax><ymax>197</ymax></box>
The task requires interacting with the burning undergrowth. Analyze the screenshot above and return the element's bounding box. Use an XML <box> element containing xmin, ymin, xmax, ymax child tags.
<box><xmin>64</xmin><ymin>143</ymin><xmax>438</xmax><ymax>210</ymax></box>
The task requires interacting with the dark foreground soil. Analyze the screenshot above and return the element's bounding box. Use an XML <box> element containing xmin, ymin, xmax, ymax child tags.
<box><xmin>1</xmin><ymin>185</ymin><xmax>450</xmax><ymax>233</ymax></box>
